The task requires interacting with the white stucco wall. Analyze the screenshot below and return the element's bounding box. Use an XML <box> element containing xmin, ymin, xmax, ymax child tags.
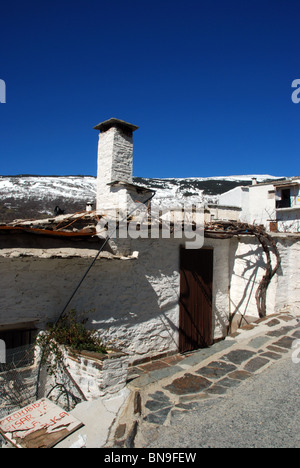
<box><xmin>0</xmin><ymin>235</ymin><xmax>299</xmax><ymax>361</ymax></box>
<box><xmin>245</xmin><ymin>184</ymin><xmax>276</xmax><ymax>227</ymax></box>
<box><xmin>277</xmin><ymin>208</ymin><xmax>300</xmax><ymax>232</ymax></box>
<box><xmin>0</xmin><ymin>238</ymin><xmax>182</xmax><ymax>359</ymax></box>
<box><xmin>229</xmin><ymin>236</ymin><xmax>275</xmax><ymax>319</ymax></box>
<box><xmin>218</xmin><ymin>186</ymin><xmax>250</xmax><ymax>209</ymax></box>
<box><xmin>273</xmin><ymin>235</ymin><xmax>300</xmax><ymax>314</ymax></box>
<box><xmin>219</xmin><ymin>184</ymin><xmax>277</xmax><ymax>228</ymax></box>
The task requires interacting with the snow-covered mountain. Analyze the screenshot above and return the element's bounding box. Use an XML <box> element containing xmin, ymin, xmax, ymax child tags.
<box><xmin>0</xmin><ymin>174</ymin><xmax>283</xmax><ymax>223</ymax></box>
<box><xmin>0</xmin><ymin>175</ymin><xmax>97</xmax><ymax>222</ymax></box>
<box><xmin>134</xmin><ymin>175</ymin><xmax>282</xmax><ymax>208</ymax></box>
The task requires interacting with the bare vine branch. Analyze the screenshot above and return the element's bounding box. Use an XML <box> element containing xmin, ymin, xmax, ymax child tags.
<box><xmin>204</xmin><ymin>221</ymin><xmax>281</xmax><ymax>319</ymax></box>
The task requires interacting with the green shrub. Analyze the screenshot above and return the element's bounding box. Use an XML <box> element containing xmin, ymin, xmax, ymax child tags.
<box><xmin>36</xmin><ymin>309</ymin><xmax>107</xmax><ymax>373</ymax></box>
<box><xmin>52</xmin><ymin>309</ymin><xmax>107</xmax><ymax>354</ymax></box>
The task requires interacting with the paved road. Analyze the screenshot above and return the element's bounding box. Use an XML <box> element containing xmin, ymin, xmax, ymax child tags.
<box><xmin>140</xmin><ymin>355</ymin><xmax>300</xmax><ymax>448</ymax></box>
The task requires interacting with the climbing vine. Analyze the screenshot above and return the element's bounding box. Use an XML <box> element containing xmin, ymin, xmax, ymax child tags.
<box><xmin>36</xmin><ymin>309</ymin><xmax>107</xmax><ymax>374</ymax></box>
<box><xmin>204</xmin><ymin>221</ymin><xmax>281</xmax><ymax>321</ymax></box>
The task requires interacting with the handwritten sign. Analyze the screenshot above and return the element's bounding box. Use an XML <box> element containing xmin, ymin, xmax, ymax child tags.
<box><xmin>0</xmin><ymin>398</ymin><xmax>83</xmax><ymax>448</ymax></box>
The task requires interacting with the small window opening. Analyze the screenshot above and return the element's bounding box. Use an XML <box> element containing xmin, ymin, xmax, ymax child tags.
<box><xmin>0</xmin><ymin>327</ymin><xmax>37</xmax><ymax>368</ymax></box>
<box><xmin>276</xmin><ymin>189</ymin><xmax>291</xmax><ymax>209</ymax></box>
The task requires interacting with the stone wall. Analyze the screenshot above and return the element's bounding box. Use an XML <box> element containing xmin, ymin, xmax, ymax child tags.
<box><xmin>0</xmin><ymin>235</ymin><xmax>299</xmax><ymax>361</ymax></box>
<box><xmin>96</xmin><ymin>126</ymin><xmax>133</xmax><ymax>211</ymax></box>
<box><xmin>61</xmin><ymin>349</ymin><xmax>130</xmax><ymax>400</ymax></box>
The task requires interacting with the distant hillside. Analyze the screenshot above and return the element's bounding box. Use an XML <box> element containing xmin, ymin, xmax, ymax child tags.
<box><xmin>0</xmin><ymin>175</ymin><xmax>97</xmax><ymax>222</ymax></box>
<box><xmin>0</xmin><ymin>174</ymin><xmax>282</xmax><ymax>223</ymax></box>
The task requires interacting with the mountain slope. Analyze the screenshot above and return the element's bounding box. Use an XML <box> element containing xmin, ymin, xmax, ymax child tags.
<box><xmin>0</xmin><ymin>174</ymin><xmax>283</xmax><ymax>223</ymax></box>
<box><xmin>0</xmin><ymin>175</ymin><xmax>97</xmax><ymax>222</ymax></box>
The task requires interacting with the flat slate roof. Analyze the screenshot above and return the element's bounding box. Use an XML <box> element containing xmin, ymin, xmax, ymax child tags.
<box><xmin>93</xmin><ymin>118</ymin><xmax>139</xmax><ymax>133</ymax></box>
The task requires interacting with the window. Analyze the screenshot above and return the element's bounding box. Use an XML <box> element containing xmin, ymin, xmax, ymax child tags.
<box><xmin>268</xmin><ymin>190</ymin><xmax>276</xmax><ymax>199</ymax></box>
<box><xmin>276</xmin><ymin>189</ymin><xmax>291</xmax><ymax>209</ymax></box>
<box><xmin>0</xmin><ymin>327</ymin><xmax>37</xmax><ymax>368</ymax></box>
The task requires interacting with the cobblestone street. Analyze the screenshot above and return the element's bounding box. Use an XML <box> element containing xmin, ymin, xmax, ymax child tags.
<box><xmin>110</xmin><ymin>312</ymin><xmax>300</xmax><ymax>448</ymax></box>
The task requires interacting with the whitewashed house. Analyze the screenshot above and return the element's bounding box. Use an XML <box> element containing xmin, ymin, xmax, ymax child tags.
<box><xmin>217</xmin><ymin>176</ymin><xmax>300</xmax><ymax>233</ymax></box>
<box><xmin>217</xmin><ymin>180</ymin><xmax>277</xmax><ymax>228</ymax></box>
<box><xmin>0</xmin><ymin>118</ymin><xmax>299</xmax><ymax>368</ymax></box>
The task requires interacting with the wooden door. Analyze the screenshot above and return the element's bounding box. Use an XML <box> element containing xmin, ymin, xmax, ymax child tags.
<box><xmin>179</xmin><ymin>247</ymin><xmax>213</xmax><ymax>353</ymax></box>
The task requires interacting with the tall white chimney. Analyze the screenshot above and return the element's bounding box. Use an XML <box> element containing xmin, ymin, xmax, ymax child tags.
<box><xmin>94</xmin><ymin>118</ymin><xmax>139</xmax><ymax>213</ymax></box>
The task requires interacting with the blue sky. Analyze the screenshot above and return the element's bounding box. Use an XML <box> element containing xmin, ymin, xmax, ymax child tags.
<box><xmin>0</xmin><ymin>0</ymin><xmax>300</xmax><ymax>178</ymax></box>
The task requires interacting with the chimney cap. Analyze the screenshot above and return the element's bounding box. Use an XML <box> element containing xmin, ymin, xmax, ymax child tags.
<box><xmin>93</xmin><ymin>118</ymin><xmax>139</xmax><ymax>133</ymax></box>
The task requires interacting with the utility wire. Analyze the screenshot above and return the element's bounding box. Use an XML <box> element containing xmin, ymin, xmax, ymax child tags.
<box><xmin>55</xmin><ymin>190</ymin><xmax>156</xmax><ymax>326</ymax></box>
<box><xmin>35</xmin><ymin>191</ymin><xmax>155</xmax><ymax>398</ymax></box>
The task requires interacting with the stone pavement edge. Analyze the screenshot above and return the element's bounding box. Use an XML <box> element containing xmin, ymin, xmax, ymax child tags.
<box><xmin>106</xmin><ymin>311</ymin><xmax>300</xmax><ymax>448</ymax></box>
